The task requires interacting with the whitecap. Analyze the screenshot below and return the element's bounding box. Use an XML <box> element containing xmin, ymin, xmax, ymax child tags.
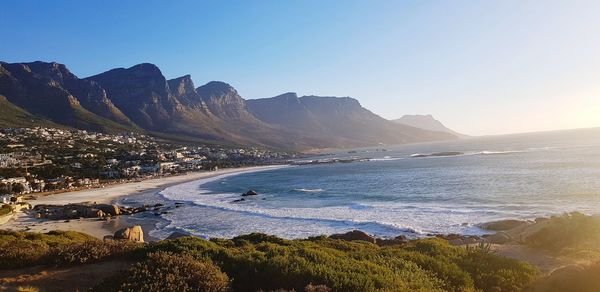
<box><xmin>292</xmin><ymin>188</ymin><xmax>325</xmax><ymax>193</ymax></box>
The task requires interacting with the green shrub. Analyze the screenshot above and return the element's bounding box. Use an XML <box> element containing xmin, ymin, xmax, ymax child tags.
<box><xmin>0</xmin><ymin>230</ymin><xmax>539</xmax><ymax>291</ymax></box>
<box><xmin>0</xmin><ymin>238</ymin><xmax>50</xmax><ymax>268</ymax></box>
<box><xmin>0</xmin><ymin>230</ymin><xmax>96</xmax><ymax>247</ymax></box>
<box><xmin>0</xmin><ymin>230</ymin><xmax>121</xmax><ymax>268</ymax></box>
<box><xmin>145</xmin><ymin>235</ymin><xmax>537</xmax><ymax>292</ymax></box>
<box><xmin>0</xmin><ymin>204</ymin><xmax>12</xmax><ymax>216</ymax></box>
<box><xmin>51</xmin><ymin>240</ymin><xmax>142</xmax><ymax>266</ymax></box>
<box><xmin>95</xmin><ymin>251</ymin><xmax>229</xmax><ymax>292</ymax></box>
<box><xmin>459</xmin><ymin>250</ymin><xmax>537</xmax><ymax>291</ymax></box>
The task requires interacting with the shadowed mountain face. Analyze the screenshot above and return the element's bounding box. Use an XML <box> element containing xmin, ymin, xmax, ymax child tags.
<box><xmin>85</xmin><ymin>63</ymin><xmax>182</xmax><ymax>131</ymax></box>
<box><xmin>247</xmin><ymin>93</ymin><xmax>457</xmax><ymax>148</ymax></box>
<box><xmin>0</xmin><ymin>61</ymin><xmax>135</xmax><ymax>132</ymax></box>
<box><xmin>0</xmin><ymin>60</ymin><xmax>458</xmax><ymax>150</ymax></box>
<box><xmin>394</xmin><ymin>115</ymin><xmax>466</xmax><ymax>137</ymax></box>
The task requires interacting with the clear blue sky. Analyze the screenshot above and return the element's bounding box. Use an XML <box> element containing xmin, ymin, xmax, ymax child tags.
<box><xmin>2</xmin><ymin>0</ymin><xmax>600</xmax><ymax>135</ymax></box>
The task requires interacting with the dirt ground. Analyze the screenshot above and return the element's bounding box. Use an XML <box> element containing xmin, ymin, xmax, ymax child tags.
<box><xmin>0</xmin><ymin>260</ymin><xmax>132</xmax><ymax>291</ymax></box>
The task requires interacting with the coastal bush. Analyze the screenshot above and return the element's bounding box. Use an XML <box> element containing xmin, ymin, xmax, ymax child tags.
<box><xmin>95</xmin><ymin>251</ymin><xmax>229</xmax><ymax>292</ymax></box>
<box><xmin>145</xmin><ymin>235</ymin><xmax>537</xmax><ymax>292</ymax></box>
<box><xmin>459</xmin><ymin>249</ymin><xmax>538</xmax><ymax>291</ymax></box>
<box><xmin>0</xmin><ymin>230</ymin><xmax>539</xmax><ymax>291</ymax></box>
<box><xmin>0</xmin><ymin>238</ymin><xmax>50</xmax><ymax>268</ymax></box>
<box><xmin>0</xmin><ymin>230</ymin><xmax>102</xmax><ymax>268</ymax></box>
<box><xmin>148</xmin><ymin>236</ymin><xmax>442</xmax><ymax>291</ymax></box>
<box><xmin>51</xmin><ymin>240</ymin><xmax>142</xmax><ymax>266</ymax></box>
<box><xmin>526</xmin><ymin>212</ymin><xmax>600</xmax><ymax>252</ymax></box>
<box><xmin>0</xmin><ymin>230</ymin><xmax>96</xmax><ymax>246</ymax></box>
<box><xmin>0</xmin><ymin>204</ymin><xmax>12</xmax><ymax>216</ymax></box>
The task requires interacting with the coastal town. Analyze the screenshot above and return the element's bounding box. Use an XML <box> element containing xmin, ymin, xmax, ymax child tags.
<box><xmin>0</xmin><ymin>127</ymin><xmax>295</xmax><ymax>210</ymax></box>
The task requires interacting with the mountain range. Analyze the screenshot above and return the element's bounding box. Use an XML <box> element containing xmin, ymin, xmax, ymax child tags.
<box><xmin>0</xmin><ymin>61</ymin><xmax>459</xmax><ymax>150</ymax></box>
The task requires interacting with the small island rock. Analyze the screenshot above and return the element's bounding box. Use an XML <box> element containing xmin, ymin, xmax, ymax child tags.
<box><xmin>242</xmin><ymin>190</ymin><xmax>259</xmax><ymax>196</ymax></box>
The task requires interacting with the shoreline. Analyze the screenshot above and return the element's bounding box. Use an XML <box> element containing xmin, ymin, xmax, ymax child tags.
<box><xmin>0</xmin><ymin>165</ymin><xmax>289</xmax><ymax>240</ymax></box>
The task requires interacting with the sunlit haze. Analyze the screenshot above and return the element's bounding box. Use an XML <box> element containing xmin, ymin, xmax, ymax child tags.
<box><xmin>2</xmin><ymin>0</ymin><xmax>600</xmax><ymax>135</ymax></box>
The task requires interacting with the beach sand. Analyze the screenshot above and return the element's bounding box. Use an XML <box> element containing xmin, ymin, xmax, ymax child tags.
<box><xmin>0</xmin><ymin>165</ymin><xmax>286</xmax><ymax>241</ymax></box>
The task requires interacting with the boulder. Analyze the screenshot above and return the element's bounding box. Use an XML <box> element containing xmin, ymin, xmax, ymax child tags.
<box><xmin>95</xmin><ymin>204</ymin><xmax>121</xmax><ymax>216</ymax></box>
<box><xmin>479</xmin><ymin>219</ymin><xmax>529</xmax><ymax>231</ymax></box>
<box><xmin>376</xmin><ymin>235</ymin><xmax>408</xmax><ymax>246</ymax></box>
<box><xmin>436</xmin><ymin>234</ymin><xmax>481</xmax><ymax>245</ymax></box>
<box><xmin>242</xmin><ymin>190</ymin><xmax>259</xmax><ymax>196</ymax></box>
<box><xmin>329</xmin><ymin>230</ymin><xmax>376</xmax><ymax>243</ymax></box>
<box><xmin>82</xmin><ymin>208</ymin><xmax>105</xmax><ymax>218</ymax></box>
<box><xmin>485</xmin><ymin>231</ymin><xmax>512</xmax><ymax>244</ymax></box>
<box><xmin>114</xmin><ymin>225</ymin><xmax>144</xmax><ymax>242</ymax></box>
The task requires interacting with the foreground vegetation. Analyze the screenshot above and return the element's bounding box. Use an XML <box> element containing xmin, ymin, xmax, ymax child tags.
<box><xmin>5</xmin><ymin>213</ymin><xmax>600</xmax><ymax>291</ymax></box>
<box><xmin>0</xmin><ymin>230</ymin><xmax>537</xmax><ymax>291</ymax></box>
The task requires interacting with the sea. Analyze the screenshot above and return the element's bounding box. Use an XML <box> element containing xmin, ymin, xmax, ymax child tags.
<box><xmin>119</xmin><ymin>127</ymin><xmax>600</xmax><ymax>240</ymax></box>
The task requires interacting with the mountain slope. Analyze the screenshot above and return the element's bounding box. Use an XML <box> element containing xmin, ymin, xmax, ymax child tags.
<box><xmin>0</xmin><ymin>62</ymin><xmax>135</xmax><ymax>132</ymax></box>
<box><xmin>394</xmin><ymin>115</ymin><xmax>466</xmax><ymax>137</ymax></box>
<box><xmin>247</xmin><ymin>93</ymin><xmax>457</xmax><ymax>148</ymax></box>
<box><xmin>85</xmin><ymin>63</ymin><xmax>183</xmax><ymax>131</ymax></box>
<box><xmin>0</xmin><ymin>95</ymin><xmax>59</xmax><ymax>128</ymax></box>
<box><xmin>24</xmin><ymin>61</ymin><xmax>136</xmax><ymax>127</ymax></box>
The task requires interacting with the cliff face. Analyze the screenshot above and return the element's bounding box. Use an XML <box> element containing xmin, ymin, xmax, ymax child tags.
<box><xmin>196</xmin><ymin>81</ymin><xmax>252</xmax><ymax>121</ymax></box>
<box><xmin>167</xmin><ymin>75</ymin><xmax>209</xmax><ymax>111</ymax></box>
<box><xmin>86</xmin><ymin>63</ymin><xmax>182</xmax><ymax>131</ymax></box>
<box><xmin>0</xmin><ymin>60</ymin><xmax>458</xmax><ymax>150</ymax></box>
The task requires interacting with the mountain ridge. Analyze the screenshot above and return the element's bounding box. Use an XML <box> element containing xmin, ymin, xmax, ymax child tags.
<box><xmin>0</xmin><ymin>60</ymin><xmax>458</xmax><ymax>150</ymax></box>
<box><xmin>394</xmin><ymin>114</ymin><xmax>467</xmax><ymax>137</ymax></box>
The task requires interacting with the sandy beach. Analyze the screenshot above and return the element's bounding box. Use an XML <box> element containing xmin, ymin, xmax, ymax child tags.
<box><xmin>0</xmin><ymin>165</ymin><xmax>286</xmax><ymax>240</ymax></box>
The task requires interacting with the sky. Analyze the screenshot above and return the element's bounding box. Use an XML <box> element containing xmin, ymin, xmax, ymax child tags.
<box><xmin>1</xmin><ymin>0</ymin><xmax>600</xmax><ymax>136</ymax></box>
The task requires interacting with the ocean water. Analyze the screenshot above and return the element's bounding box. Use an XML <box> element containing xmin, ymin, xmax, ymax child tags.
<box><xmin>136</xmin><ymin>128</ymin><xmax>600</xmax><ymax>239</ymax></box>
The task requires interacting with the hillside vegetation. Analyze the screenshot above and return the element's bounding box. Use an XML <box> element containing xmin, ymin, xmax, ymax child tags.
<box><xmin>0</xmin><ymin>230</ymin><xmax>537</xmax><ymax>291</ymax></box>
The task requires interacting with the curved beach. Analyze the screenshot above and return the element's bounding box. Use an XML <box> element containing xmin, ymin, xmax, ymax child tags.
<box><xmin>0</xmin><ymin>165</ymin><xmax>287</xmax><ymax>240</ymax></box>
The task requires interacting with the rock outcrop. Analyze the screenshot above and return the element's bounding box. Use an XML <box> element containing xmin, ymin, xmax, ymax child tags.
<box><xmin>95</xmin><ymin>204</ymin><xmax>121</xmax><ymax>216</ymax></box>
<box><xmin>435</xmin><ymin>234</ymin><xmax>482</xmax><ymax>245</ymax></box>
<box><xmin>242</xmin><ymin>190</ymin><xmax>259</xmax><ymax>196</ymax></box>
<box><xmin>375</xmin><ymin>235</ymin><xmax>409</xmax><ymax>246</ymax></box>
<box><xmin>329</xmin><ymin>230</ymin><xmax>376</xmax><ymax>244</ymax></box>
<box><xmin>32</xmin><ymin>203</ymin><xmax>162</xmax><ymax>220</ymax></box>
<box><xmin>484</xmin><ymin>231</ymin><xmax>513</xmax><ymax>244</ymax></box>
<box><xmin>479</xmin><ymin>219</ymin><xmax>529</xmax><ymax>231</ymax></box>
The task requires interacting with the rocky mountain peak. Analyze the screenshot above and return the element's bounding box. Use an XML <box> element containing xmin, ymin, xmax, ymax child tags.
<box><xmin>128</xmin><ymin>63</ymin><xmax>162</xmax><ymax>73</ymax></box>
<box><xmin>168</xmin><ymin>75</ymin><xmax>196</xmax><ymax>97</ymax></box>
<box><xmin>272</xmin><ymin>92</ymin><xmax>299</xmax><ymax>102</ymax></box>
<box><xmin>196</xmin><ymin>81</ymin><xmax>238</xmax><ymax>100</ymax></box>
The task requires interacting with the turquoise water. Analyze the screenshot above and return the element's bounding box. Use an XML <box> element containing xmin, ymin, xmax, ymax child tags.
<box><xmin>148</xmin><ymin>128</ymin><xmax>600</xmax><ymax>239</ymax></box>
